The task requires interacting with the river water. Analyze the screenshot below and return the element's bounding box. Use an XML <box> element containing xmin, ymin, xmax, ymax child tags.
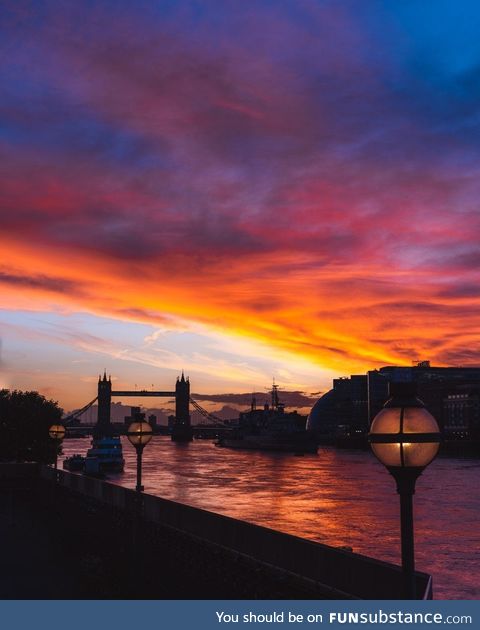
<box><xmin>62</xmin><ymin>437</ymin><xmax>480</xmax><ymax>599</ymax></box>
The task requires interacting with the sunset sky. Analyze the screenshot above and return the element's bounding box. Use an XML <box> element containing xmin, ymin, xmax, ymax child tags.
<box><xmin>1</xmin><ymin>1</ymin><xmax>480</xmax><ymax>411</ymax></box>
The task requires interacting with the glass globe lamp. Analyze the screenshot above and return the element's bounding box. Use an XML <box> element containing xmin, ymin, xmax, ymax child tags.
<box><xmin>49</xmin><ymin>424</ymin><xmax>66</xmax><ymax>440</ymax></box>
<box><xmin>49</xmin><ymin>423</ymin><xmax>66</xmax><ymax>470</ymax></box>
<box><xmin>368</xmin><ymin>381</ymin><xmax>440</xmax><ymax>599</ymax></box>
<box><xmin>127</xmin><ymin>421</ymin><xmax>153</xmax><ymax>492</ymax></box>
<box><xmin>369</xmin><ymin>385</ymin><xmax>440</xmax><ymax>472</ymax></box>
<box><xmin>127</xmin><ymin>421</ymin><xmax>153</xmax><ymax>447</ymax></box>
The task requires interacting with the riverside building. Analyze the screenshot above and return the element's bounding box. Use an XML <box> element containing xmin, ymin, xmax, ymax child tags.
<box><xmin>307</xmin><ymin>361</ymin><xmax>480</xmax><ymax>442</ymax></box>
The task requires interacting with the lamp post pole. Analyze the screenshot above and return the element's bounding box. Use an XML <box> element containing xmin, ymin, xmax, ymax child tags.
<box><xmin>368</xmin><ymin>382</ymin><xmax>440</xmax><ymax>600</ymax></box>
<box><xmin>391</xmin><ymin>468</ymin><xmax>421</xmax><ymax>599</ymax></box>
<box><xmin>126</xmin><ymin>419</ymin><xmax>153</xmax><ymax>597</ymax></box>
<box><xmin>135</xmin><ymin>443</ymin><xmax>145</xmax><ymax>493</ymax></box>
<box><xmin>127</xmin><ymin>420</ymin><xmax>153</xmax><ymax>493</ymax></box>
<box><xmin>49</xmin><ymin>424</ymin><xmax>66</xmax><ymax>470</ymax></box>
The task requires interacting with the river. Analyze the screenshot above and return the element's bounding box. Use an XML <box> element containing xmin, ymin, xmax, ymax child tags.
<box><xmin>62</xmin><ymin>437</ymin><xmax>480</xmax><ymax>599</ymax></box>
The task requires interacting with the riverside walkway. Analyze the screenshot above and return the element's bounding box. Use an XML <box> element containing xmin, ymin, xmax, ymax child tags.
<box><xmin>0</xmin><ymin>463</ymin><xmax>432</xmax><ymax>599</ymax></box>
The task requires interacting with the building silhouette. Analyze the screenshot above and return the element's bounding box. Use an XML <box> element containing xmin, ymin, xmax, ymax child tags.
<box><xmin>308</xmin><ymin>362</ymin><xmax>480</xmax><ymax>441</ymax></box>
<box><xmin>97</xmin><ymin>371</ymin><xmax>112</xmax><ymax>434</ymax></box>
<box><xmin>172</xmin><ymin>372</ymin><xmax>193</xmax><ymax>441</ymax></box>
<box><xmin>443</xmin><ymin>387</ymin><xmax>480</xmax><ymax>440</ymax></box>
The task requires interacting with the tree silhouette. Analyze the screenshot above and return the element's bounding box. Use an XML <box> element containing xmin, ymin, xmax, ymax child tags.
<box><xmin>0</xmin><ymin>389</ymin><xmax>63</xmax><ymax>463</ymax></box>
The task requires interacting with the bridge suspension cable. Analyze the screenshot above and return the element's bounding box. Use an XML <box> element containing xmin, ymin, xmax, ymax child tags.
<box><xmin>62</xmin><ymin>394</ymin><xmax>230</xmax><ymax>427</ymax></box>
<box><xmin>63</xmin><ymin>397</ymin><xmax>98</xmax><ymax>424</ymax></box>
<box><xmin>189</xmin><ymin>397</ymin><xmax>229</xmax><ymax>427</ymax></box>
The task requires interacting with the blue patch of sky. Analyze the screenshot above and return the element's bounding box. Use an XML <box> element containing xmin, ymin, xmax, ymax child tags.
<box><xmin>382</xmin><ymin>0</ymin><xmax>480</xmax><ymax>78</ymax></box>
<box><xmin>2</xmin><ymin>327</ymin><xmax>88</xmax><ymax>371</ymax></box>
<box><xmin>0</xmin><ymin>310</ymin><xmax>150</xmax><ymax>343</ymax></box>
<box><xmin>0</xmin><ymin>309</ymin><xmax>286</xmax><ymax>378</ymax></box>
<box><xmin>339</xmin><ymin>0</ymin><xmax>480</xmax><ymax>161</ymax></box>
<box><xmin>1</xmin><ymin>80</ymin><xmax>166</xmax><ymax>170</ymax></box>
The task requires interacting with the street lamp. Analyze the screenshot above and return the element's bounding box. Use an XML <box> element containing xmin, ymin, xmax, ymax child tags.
<box><xmin>368</xmin><ymin>382</ymin><xmax>440</xmax><ymax>599</ymax></box>
<box><xmin>127</xmin><ymin>421</ymin><xmax>153</xmax><ymax>492</ymax></box>
<box><xmin>49</xmin><ymin>424</ymin><xmax>66</xmax><ymax>469</ymax></box>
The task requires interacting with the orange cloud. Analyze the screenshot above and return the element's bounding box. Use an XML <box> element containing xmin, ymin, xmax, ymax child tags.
<box><xmin>1</xmin><ymin>0</ymin><xmax>480</xmax><ymax>383</ymax></box>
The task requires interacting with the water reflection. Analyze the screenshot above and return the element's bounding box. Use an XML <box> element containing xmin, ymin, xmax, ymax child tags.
<box><xmin>63</xmin><ymin>437</ymin><xmax>480</xmax><ymax>599</ymax></box>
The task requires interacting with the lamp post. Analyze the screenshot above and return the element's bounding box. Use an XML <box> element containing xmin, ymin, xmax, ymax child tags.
<box><xmin>127</xmin><ymin>421</ymin><xmax>153</xmax><ymax>492</ymax></box>
<box><xmin>368</xmin><ymin>382</ymin><xmax>440</xmax><ymax>599</ymax></box>
<box><xmin>48</xmin><ymin>424</ymin><xmax>66</xmax><ymax>469</ymax></box>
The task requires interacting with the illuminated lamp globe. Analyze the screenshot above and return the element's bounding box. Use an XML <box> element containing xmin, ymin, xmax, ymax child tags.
<box><xmin>49</xmin><ymin>424</ymin><xmax>66</xmax><ymax>440</ymax></box>
<box><xmin>127</xmin><ymin>421</ymin><xmax>153</xmax><ymax>447</ymax></box>
<box><xmin>369</xmin><ymin>382</ymin><xmax>440</xmax><ymax>472</ymax></box>
<box><xmin>369</xmin><ymin>381</ymin><xmax>440</xmax><ymax>599</ymax></box>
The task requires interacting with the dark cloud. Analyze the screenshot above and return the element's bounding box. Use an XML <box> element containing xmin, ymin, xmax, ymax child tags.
<box><xmin>439</xmin><ymin>347</ymin><xmax>480</xmax><ymax>366</ymax></box>
<box><xmin>0</xmin><ymin>270</ymin><xmax>81</xmax><ymax>295</ymax></box>
<box><xmin>192</xmin><ymin>390</ymin><xmax>318</xmax><ymax>408</ymax></box>
<box><xmin>1</xmin><ymin>1</ymin><xmax>480</xmax><ymax>372</ymax></box>
<box><xmin>437</xmin><ymin>284</ymin><xmax>480</xmax><ymax>299</ymax></box>
<box><xmin>2</xmin><ymin>0</ymin><xmax>480</xmax><ymax>272</ymax></box>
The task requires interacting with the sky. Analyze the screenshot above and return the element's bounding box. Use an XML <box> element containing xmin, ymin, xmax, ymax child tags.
<box><xmin>1</xmin><ymin>0</ymin><xmax>480</xmax><ymax>411</ymax></box>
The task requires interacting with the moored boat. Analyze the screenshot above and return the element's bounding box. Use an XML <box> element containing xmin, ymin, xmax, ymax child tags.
<box><xmin>85</xmin><ymin>435</ymin><xmax>125</xmax><ymax>472</ymax></box>
<box><xmin>63</xmin><ymin>453</ymin><xmax>85</xmax><ymax>471</ymax></box>
<box><xmin>62</xmin><ymin>436</ymin><xmax>125</xmax><ymax>473</ymax></box>
<box><xmin>216</xmin><ymin>382</ymin><xmax>318</xmax><ymax>454</ymax></box>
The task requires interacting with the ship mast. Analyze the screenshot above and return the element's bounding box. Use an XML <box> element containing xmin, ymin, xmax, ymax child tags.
<box><xmin>272</xmin><ymin>378</ymin><xmax>278</xmax><ymax>410</ymax></box>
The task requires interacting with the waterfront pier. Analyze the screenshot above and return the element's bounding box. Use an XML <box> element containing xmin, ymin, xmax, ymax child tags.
<box><xmin>0</xmin><ymin>463</ymin><xmax>432</xmax><ymax>599</ymax></box>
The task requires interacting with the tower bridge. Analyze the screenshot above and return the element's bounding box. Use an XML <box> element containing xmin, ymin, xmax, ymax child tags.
<box><xmin>64</xmin><ymin>371</ymin><xmax>231</xmax><ymax>441</ymax></box>
<box><xmin>97</xmin><ymin>370</ymin><xmax>192</xmax><ymax>441</ymax></box>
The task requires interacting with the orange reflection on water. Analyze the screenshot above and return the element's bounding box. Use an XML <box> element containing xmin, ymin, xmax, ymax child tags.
<box><xmin>63</xmin><ymin>437</ymin><xmax>480</xmax><ymax>599</ymax></box>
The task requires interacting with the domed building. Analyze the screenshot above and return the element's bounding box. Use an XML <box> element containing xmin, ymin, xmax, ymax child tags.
<box><xmin>306</xmin><ymin>389</ymin><xmax>338</xmax><ymax>438</ymax></box>
<box><xmin>307</xmin><ymin>375</ymin><xmax>368</xmax><ymax>442</ymax></box>
<box><xmin>308</xmin><ymin>363</ymin><xmax>480</xmax><ymax>445</ymax></box>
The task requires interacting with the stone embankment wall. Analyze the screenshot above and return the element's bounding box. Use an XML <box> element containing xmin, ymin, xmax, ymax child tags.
<box><xmin>0</xmin><ymin>464</ymin><xmax>432</xmax><ymax>599</ymax></box>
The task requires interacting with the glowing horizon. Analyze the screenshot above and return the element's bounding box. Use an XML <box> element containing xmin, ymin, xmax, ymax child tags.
<box><xmin>1</xmin><ymin>1</ymin><xmax>480</xmax><ymax>409</ymax></box>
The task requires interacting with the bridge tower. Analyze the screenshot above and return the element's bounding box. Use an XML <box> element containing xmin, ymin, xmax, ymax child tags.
<box><xmin>97</xmin><ymin>371</ymin><xmax>112</xmax><ymax>435</ymax></box>
<box><xmin>172</xmin><ymin>372</ymin><xmax>193</xmax><ymax>442</ymax></box>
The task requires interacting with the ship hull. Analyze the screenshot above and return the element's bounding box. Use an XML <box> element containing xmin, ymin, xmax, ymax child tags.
<box><xmin>63</xmin><ymin>436</ymin><xmax>125</xmax><ymax>474</ymax></box>
<box><xmin>84</xmin><ymin>456</ymin><xmax>124</xmax><ymax>475</ymax></box>
<box><xmin>217</xmin><ymin>435</ymin><xmax>318</xmax><ymax>454</ymax></box>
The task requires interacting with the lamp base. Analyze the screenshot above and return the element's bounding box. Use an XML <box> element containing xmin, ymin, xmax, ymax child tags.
<box><xmin>387</xmin><ymin>466</ymin><xmax>424</xmax><ymax>496</ymax></box>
